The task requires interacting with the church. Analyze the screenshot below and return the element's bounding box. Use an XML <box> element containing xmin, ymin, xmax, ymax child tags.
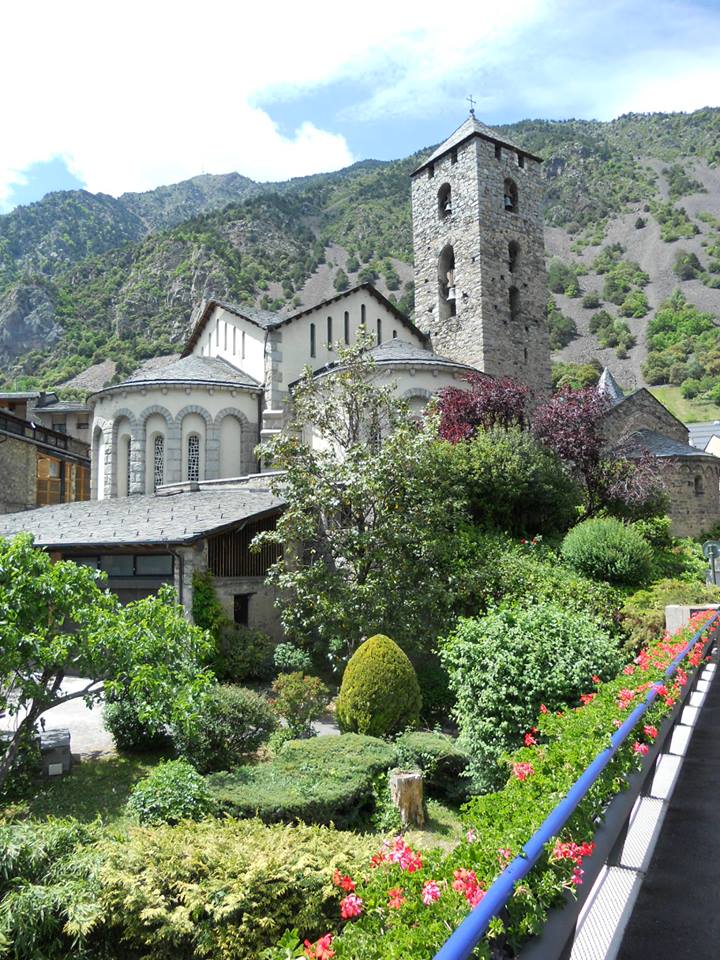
<box><xmin>1</xmin><ymin>112</ymin><xmax>719</xmax><ymax>633</ymax></box>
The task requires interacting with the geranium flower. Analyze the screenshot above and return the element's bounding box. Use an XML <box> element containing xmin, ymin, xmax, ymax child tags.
<box><xmin>643</xmin><ymin>724</ymin><xmax>658</xmax><ymax>739</ymax></box>
<box><xmin>387</xmin><ymin>887</ymin><xmax>405</xmax><ymax>910</ymax></box>
<box><xmin>632</xmin><ymin>741</ymin><xmax>649</xmax><ymax>756</ymax></box>
<box><xmin>466</xmin><ymin>829</ymin><xmax>477</xmax><ymax>843</ymax></box>
<box><xmin>340</xmin><ymin>894</ymin><xmax>363</xmax><ymax>920</ymax></box>
<box><xmin>332</xmin><ymin>870</ymin><xmax>356</xmax><ymax>892</ymax></box>
<box><xmin>539</xmin><ymin>703</ymin><xmax>548</xmax><ymax>715</ymax></box>
<box><xmin>497</xmin><ymin>848</ymin><xmax>512</xmax><ymax>862</ymax></box>
<box><xmin>592</xmin><ymin>675</ymin><xmax>602</xmax><ymax>684</ymax></box>
<box><xmin>422</xmin><ymin>881</ymin><xmax>442</xmax><ymax>905</ymax></box>
<box><xmin>304</xmin><ymin>934</ymin><xmax>334</xmax><ymax>959</ymax></box>
<box><xmin>579</xmin><ymin>693</ymin><xmax>596</xmax><ymax>706</ymax></box>
<box><xmin>523</xmin><ymin>731</ymin><xmax>537</xmax><ymax>746</ymax></box>
<box><xmin>512</xmin><ymin>761</ymin><xmax>535</xmax><ymax>781</ymax></box>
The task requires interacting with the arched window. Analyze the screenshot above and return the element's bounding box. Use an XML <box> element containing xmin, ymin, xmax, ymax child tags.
<box><xmin>377</xmin><ymin>318</ymin><xmax>382</xmax><ymax>344</ymax></box>
<box><xmin>392</xmin><ymin>329</ymin><xmax>398</xmax><ymax>339</ymax></box>
<box><xmin>125</xmin><ymin>437</ymin><xmax>132</xmax><ymax>496</ymax></box>
<box><xmin>438</xmin><ymin>183</ymin><xmax>452</xmax><ymax>219</ymax></box>
<box><xmin>438</xmin><ymin>245</ymin><xmax>456</xmax><ymax>321</ymax></box>
<box><xmin>344</xmin><ymin>311</ymin><xmax>350</xmax><ymax>344</ymax></box>
<box><xmin>508</xmin><ymin>241</ymin><xmax>519</xmax><ymax>274</ymax></box>
<box><xmin>327</xmin><ymin>315</ymin><xmax>333</xmax><ymax>348</ymax></box>
<box><xmin>504</xmin><ymin>178</ymin><xmax>518</xmax><ymax>212</ymax></box>
<box><xmin>509</xmin><ymin>286</ymin><xmax>520</xmax><ymax>322</ymax></box>
<box><xmin>310</xmin><ymin>322</ymin><xmax>316</xmax><ymax>358</ymax></box>
<box><xmin>153</xmin><ymin>434</ymin><xmax>165</xmax><ymax>491</ymax></box>
<box><xmin>186</xmin><ymin>434</ymin><xmax>200</xmax><ymax>483</ymax></box>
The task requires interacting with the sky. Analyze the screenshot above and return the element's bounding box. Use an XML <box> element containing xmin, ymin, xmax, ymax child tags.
<box><xmin>2</xmin><ymin>0</ymin><xmax>720</xmax><ymax>212</ymax></box>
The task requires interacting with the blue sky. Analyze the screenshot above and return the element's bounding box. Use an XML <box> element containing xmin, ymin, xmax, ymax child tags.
<box><xmin>2</xmin><ymin>0</ymin><xmax>719</xmax><ymax>212</ymax></box>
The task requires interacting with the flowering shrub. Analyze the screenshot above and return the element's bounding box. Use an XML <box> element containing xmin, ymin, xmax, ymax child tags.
<box><xmin>262</xmin><ymin>612</ymin><xmax>715</xmax><ymax>959</ymax></box>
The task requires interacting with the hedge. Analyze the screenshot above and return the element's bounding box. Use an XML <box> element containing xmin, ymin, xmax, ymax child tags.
<box><xmin>395</xmin><ymin>731</ymin><xmax>470</xmax><ymax>803</ymax></box>
<box><xmin>207</xmin><ymin>734</ymin><xmax>399</xmax><ymax>827</ymax></box>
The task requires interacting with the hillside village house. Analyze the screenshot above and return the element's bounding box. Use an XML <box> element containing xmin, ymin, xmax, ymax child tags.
<box><xmin>1</xmin><ymin>112</ymin><xmax>719</xmax><ymax>632</ymax></box>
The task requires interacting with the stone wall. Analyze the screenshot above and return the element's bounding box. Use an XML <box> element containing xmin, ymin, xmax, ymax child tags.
<box><xmin>661</xmin><ymin>458</ymin><xmax>720</xmax><ymax>538</ymax></box>
<box><xmin>411</xmin><ymin>132</ymin><xmax>551</xmax><ymax>398</ymax></box>
<box><xmin>602</xmin><ymin>390</ymin><xmax>689</xmax><ymax>447</ymax></box>
<box><xmin>0</xmin><ymin>436</ymin><xmax>36</xmax><ymax>514</ymax></box>
<box><xmin>213</xmin><ymin>575</ymin><xmax>284</xmax><ymax>642</ymax></box>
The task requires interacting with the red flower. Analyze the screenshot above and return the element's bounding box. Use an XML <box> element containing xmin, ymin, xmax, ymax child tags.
<box><xmin>592</xmin><ymin>675</ymin><xmax>602</xmax><ymax>684</ymax></box>
<box><xmin>304</xmin><ymin>934</ymin><xmax>334</xmax><ymax>959</ymax></box>
<box><xmin>523</xmin><ymin>731</ymin><xmax>537</xmax><ymax>746</ymax></box>
<box><xmin>512</xmin><ymin>761</ymin><xmax>535</xmax><ymax>781</ymax></box>
<box><xmin>340</xmin><ymin>893</ymin><xmax>363</xmax><ymax>920</ymax></box>
<box><xmin>540</xmin><ymin>703</ymin><xmax>549</xmax><ymax>715</ymax></box>
<box><xmin>643</xmin><ymin>724</ymin><xmax>658</xmax><ymax>739</ymax></box>
<box><xmin>332</xmin><ymin>870</ymin><xmax>356</xmax><ymax>892</ymax></box>
<box><xmin>422</xmin><ymin>881</ymin><xmax>442</xmax><ymax>905</ymax></box>
<box><xmin>387</xmin><ymin>887</ymin><xmax>405</xmax><ymax>910</ymax></box>
<box><xmin>632</xmin><ymin>741</ymin><xmax>649</xmax><ymax>756</ymax></box>
<box><xmin>579</xmin><ymin>693</ymin><xmax>596</xmax><ymax>706</ymax></box>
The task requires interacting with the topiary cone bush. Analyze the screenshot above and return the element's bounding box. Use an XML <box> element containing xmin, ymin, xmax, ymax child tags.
<box><xmin>336</xmin><ymin>635</ymin><xmax>422</xmax><ymax>738</ymax></box>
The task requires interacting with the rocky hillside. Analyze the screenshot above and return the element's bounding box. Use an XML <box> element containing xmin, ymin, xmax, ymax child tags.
<box><xmin>1</xmin><ymin>109</ymin><xmax>719</xmax><ymax>416</ymax></box>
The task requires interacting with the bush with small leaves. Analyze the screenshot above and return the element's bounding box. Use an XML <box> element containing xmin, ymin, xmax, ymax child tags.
<box><xmin>270</xmin><ymin>672</ymin><xmax>330</xmax><ymax>738</ymax></box>
<box><xmin>561</xmin><ymin>517</ymin><xmax>653</xmax><ymax>586</ymax></box>
<box><xmin>173</xmin><ymin>685</ymin><xmax>277</xmax><ymax>773</ymax></box>
<box><xmin>126</xmin><ymin>759</ymin><xmax>217</xmax><ymax>825</ymax></box>
<box><xmin>214</xmin><ymin>624</ymin><xmax>276</xmax><ymax>682</ymax></box>
<box><xmin>103</xmin><ymin>697</ymin><xmax>170</xmax><ymax>753</ymax></box>
<box><xmin>336</xmin><ymin>635</ymin><xmax>422</xmax><ymax>738</ymax></box>
<box><xmin>273</xmin><ymin>642</ymin><xmax>313</xmax><ymax>674</ymax></box>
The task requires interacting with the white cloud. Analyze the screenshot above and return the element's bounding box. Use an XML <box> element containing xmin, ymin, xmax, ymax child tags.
<box><xmin>1</xmin><ymin>0</ymin><xmax>719</xmax><ymax>207</ymax></box>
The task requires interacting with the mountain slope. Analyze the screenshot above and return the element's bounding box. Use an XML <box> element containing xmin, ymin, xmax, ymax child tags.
<box><xmin>1</xmin><ymin>109</ymin><xmax>719</xmax><ymax>408</ymax></box>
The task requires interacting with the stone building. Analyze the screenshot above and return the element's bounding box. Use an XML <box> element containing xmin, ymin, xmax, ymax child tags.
<box><xmin>411</xmin><ymin>113</ymin><xmax>551</xmax><ymax>399</ymax></box>
<box><xmin>0</xmin><ymin>409</ymin><xmax>90</xmax><ymax>514</ymax></box>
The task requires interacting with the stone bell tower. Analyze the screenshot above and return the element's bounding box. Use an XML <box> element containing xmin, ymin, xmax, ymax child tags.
<box><xmin>410</xmin><ymin>111</ymin><xmax>551</xmax><ymax>397</ymax></box>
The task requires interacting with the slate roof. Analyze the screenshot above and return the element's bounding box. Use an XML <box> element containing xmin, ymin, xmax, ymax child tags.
<box><xmin>296</xmin><ymin>339</ymin><xmax>479</xmax><ymax>387</ymax></box>
<box><xmin>413</xmin><ymin>115</ymin><xmax>542</xmax><ymax>175</ymax></box>
<box><xmin>597</xmin><ymin>367</ymin><xmax>625</xmax><ymax>405</ymax></box>
<box><xmin>97</xmin><ymin>355</ymin><xmax>261</xmax><ymax>396</ymax></box>
<box><xmin>35</xmin><ymin>401</ymin><xmax>92</xmax><ymax>414</ymax></box>
<box><xmin>617</xmin><ymin>429</ymin><xmax>719</xmax><ymax>461</ymax></box>
<box><xmin>0</xmin><ymin>489</ymin><xmax>284</xmax><ymax>550</ymax></box>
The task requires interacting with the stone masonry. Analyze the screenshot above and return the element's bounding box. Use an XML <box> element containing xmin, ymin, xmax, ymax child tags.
<box><xmin>411</xmin><ymin>120</ymin><xmax>551</xmax><ymax>399</ymax></box>
<box><xmin>602</xmin><ymin>390</ymin><xmax>689</xmax><ymax>448</ymax></box>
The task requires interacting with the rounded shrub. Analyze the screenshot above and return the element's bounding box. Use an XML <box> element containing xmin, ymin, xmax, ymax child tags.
<box><xmin>103</xmin><ymin>698</ymin><xmax>170</xmax><ymax>753</ymax></box>
<box><xmin>336</xmin><ymin>634</ymin><xmax>422</xmax><ymax>737</ymax></box>
<box><xmin>214</xmin><ymin>625</ymin><xmax>276</xmax><ymax>682</ymax></box>
<box><xmin>442</xmin><ymin>602</ymin><xmax>623</xmax><ymax>791</ymax></box>
<box><xmin>560</xmin><ymin>517</ymin><xmax>653</xmax><ymax>585</ymax></box>
<box><xmin>173</xmin><ymin>685</ymin><xmax>277</xmax><ymax>773</ymax></box>
<box><xmin>126</xmin><ymin>759</ymin><xmax>216</xmax><ymax>825</ymax></box>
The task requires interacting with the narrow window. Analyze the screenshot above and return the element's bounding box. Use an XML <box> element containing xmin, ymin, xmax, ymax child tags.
<box><xmin>360</xmin><ymin>304</ymin><xmax>366</xmax><ymax>328</ymax></box>
<box><xmin>377</xmin><ymin>318</ymin><xmax>382</xmax><ymax>344</ymax></box>
<box><xmin>215</xmin><ymin>322</ymin><xmax>219</xmax><ymax>346</ymax></box>
<box><xmin>207</xmin><ymin>331</ymin><xmax>212</xmax><ymax>353</ymax></box>
<box><xmin>509</xmin><ymin>286</ymin><xmax>520</xmax><ymax>322</ymax></box>
<box><xmin>428</xmin><ymin>163</ymin><xmax>435</xmax><ymax>179</ymax></box>
<box><xmin>234</xmin><ymin>594</ymin><xmax>250</xmax><ymax>626</ymax></box>
<box><xmin>327</xmin><ymin>315</ymin><xmax>333</xmax><ymax>348</ymax></box>
<box><xmin>450</xmin><ymin>148</ymin><xmax>457</xmax><ymax>164</ymax></box>
<box><xmin>310</xmin><ymin>322</ymin><xmax>316</xmax><ymax>358</ymax></box>
<box><xmin>518</xmin><ymin>153</ymin><xmax>525</xmax><ymax>169</ymax></box>
<box><xmin>223</xmin><ymin>322</ymin><xmax>227</xmax><ymax>351</ymax></box>
<box><xmin>125</xmin><ymin>437</ymin><xmax>132</xmax><ymax>496</ymax></box>
<box><xmin>495</xmin><ymin>143</ymin><xmax>502</xmax><ymax>160</ymax></box>
<box><xmin>508</xmin><ymin>241</ymin><xmax>519</xmax><ymax>274</ymax></box>
<box><xmin>503</xmin><ymin>178</ymin><xmax>518</xmax><ymax>212</ymax></box>
<box><xmin>186</xmin><ymin>434</ymin><xmax>200</xmax><ymax>482</ymax></box>
<box><xmin>233</xmin><ymin>326</ymin><xmax>237</xmax><ymax>355</ymax></box>
<box><xmin>438</xmin><ymin>245</ymin><xmax>456</xmax><ymax>321</ymax></box>
<box><xmin>695</xmin><ymin>475</ymin><xmax>704</xmax><ymax>496</ymax></box>
<box><xmin>153</xmin><ymin>435</ymin><xmax>165</xmax><ymax>491</ymax></box>
<box><xmin>524</xmin><ymin>346</ymin><xmax>528</xmax><ymax>363</ymax></box>
<box><xmin>438</xmin><ymin>183</ymin><xmax>452</xmax><ymax>219</ymax></box>
<box><xmin>392</xmin><ymin>329</ymin><xmax>397</xmax><ymax>339</ymax></box>
<box><xmin>242</xmin><ymin>330</ymin><xmax>246</xmax><ymax>360</ymax></box>
<box><xmin>344</xmin><ymin>310</ymin><xmax>350</xmax><ymax>344</ymax></box>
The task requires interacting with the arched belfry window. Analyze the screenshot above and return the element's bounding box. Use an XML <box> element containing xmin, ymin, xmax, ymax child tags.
<box><xmin>153</xmin><ymin>434</ymin><xmax>165</xmax><ymax>491</ymax></box>
<box><xmin>504</xmin><ymin>178</ymin><xmax>518</xmax><ymax>212</ymax></box>
<box><xmin>509</xmin><ymin>286</ymin><xmax>520</xmax><ymax>323</ymax></box>
<box><xmin>438</xmin><ymin>183</ymin><xmax>452</xmax><ymax>219</ymax></box>
<box><xmin>438</xmin><ymin>245</ymin><xmax>456</xmax><ymax>321</ymax></box>
<box><xmin>508</xmin><ymin>241</ymin><xmax>519</xmax><ymax>274</ymax></box>
<box><xmin>186</xmin><ymin>434</ymin><xmax>200</xmax><ymax>483</ymax></box>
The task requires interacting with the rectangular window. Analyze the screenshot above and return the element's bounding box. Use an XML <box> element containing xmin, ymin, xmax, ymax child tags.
<box><xmin>73</xmin><ymin>556</ymin><xmax>99</xmax><ymax>569</ymax></box>
<box><xmin>310</xmin><ymin>322</ymin><xmax>316</xmax><ymax>358</ymax></box>
<box><xmin>215</xmin><ymin>322</ymin><xmax>219</xmax><ymax>346</ymax></box>
<box><xmin>36</xmin><ymin>455</ymin><xmax>64</xmax><ymax>506</ymax></box>
<box><xmin>495</xmin><ymin>143</ymin><xmax>502</xmax><ymax>160</ymax></box>
<box><xmin>52</xmin><ymin>421</ymin><xmax>67</xmax><ymax>433</ymax></box>
<box><xmin>224</xmin><ymin>322</ymin><xmax>228</xmax><ymax>351</ymax></box>
<box><xmin>242</xmin><ymin>330</ymin><xmax>246</xmax><ymax>360</ymax></box>
<box><xmin>233</xmin><ymin>326</ymin><xmax>237</xmax><ymax>355</ymax></box>
<box><xmin>208</xmin><ymin>331</ymin><xmax>212</xmax><ymax>353</ymax></box>
<box><xmin>234</xmin><ymin>593</ymin><xmax>251</xmax><ymax>626</ymax></box>
<box><xmin>327</xmin><ymin>315</ymin><xmax>333</xmax><ymax>348</ymax></box>
<box><xmin>77</xmin><ymin>421</ymin><xmax>89</xmax><ymax>430</ymax></box>
<box><xmin>518</xmin><ymin>153</ymin><xmax>525</xmax><ymax>169</ymax></box>
<box><xmin>100</xmin><ymin>555</ymin><xmax>134</xmax><ymax>577</ymax></box>
<box><xmin>135</xmin><ymin>554</ymin><xmax>174</xmax><ymax>576</ymax></box>
<box><xmin>377</xmin><ymin>318</ymin><xmax>382</xmax><ymax>344</ymax></box>
<box><xmin>344</xmin><ymin>311</ymin><xmax>350</xmax><ymax>344</ymax></box>
<box><xmin>428</xmin><ymin>163</ymin><xmax>434</xmax><ymax>179</ymax></box>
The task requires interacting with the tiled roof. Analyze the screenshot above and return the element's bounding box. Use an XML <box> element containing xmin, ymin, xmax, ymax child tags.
<box><xmin>597</xmin><ymin>367</ymin><xmax>625</xmax><ymax>405</ymax></box>
<box><xmin>0</xmin><ymin>489</ymin><xmax>284</xmax><ymax>549</ymax></box>
<box><xmin>617</xmin><ymin>429</ymin><xmax>718</xmax><ymax>460</ymax></box>
<box><xmin>100</xmin><ymin>355</ymin><xmax>261</xmax><ymax>394</ymax></box>
<box><xmin>413</xmin><ymin>115</ymin><xmax>541</xmax><ymax>175</ymax></box>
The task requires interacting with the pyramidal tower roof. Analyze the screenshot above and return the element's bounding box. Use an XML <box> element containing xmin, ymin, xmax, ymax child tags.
<box><xmin>412</xmin><ymin>112</ymin><xmax>542</xmax><ymax>176</ymax></box>
<box><xmin>597</xmin><ymin>367</ymin><xmax>625</xmax><ymax>405</ymax></box>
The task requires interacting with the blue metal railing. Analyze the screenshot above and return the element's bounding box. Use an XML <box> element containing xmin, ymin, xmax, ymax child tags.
<box><xmin>433</xmin><ymin>610</ymin><xmax>719</xmax><ymax>960</ymax></box>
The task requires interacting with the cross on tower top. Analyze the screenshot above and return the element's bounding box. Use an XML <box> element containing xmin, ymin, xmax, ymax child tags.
<box><xmin>467</xmin><ymin>94</ymin><xmax>476</xmax><ymax>117</ymax></box>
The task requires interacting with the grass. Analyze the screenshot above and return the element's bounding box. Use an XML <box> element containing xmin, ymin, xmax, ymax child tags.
<box><xmin>3</xmin><ymin>752</ymin><xmax>165</xmax><ymax>827</ymax></box>
<box><xmin>404</xmin><ymin>799</ymin><xmax>466</xmax><ymax>854</ymax></box>
<box><xmin>649</xmin><ymin>385</ymin><xmax>720</xmax><ymax>423</ymax></box>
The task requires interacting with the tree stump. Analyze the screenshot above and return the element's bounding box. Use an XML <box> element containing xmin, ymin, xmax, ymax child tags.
<box><xmin>390</xmin><ymin>769</ymin><xmax>425</xmax><ymax>828</ymax></box>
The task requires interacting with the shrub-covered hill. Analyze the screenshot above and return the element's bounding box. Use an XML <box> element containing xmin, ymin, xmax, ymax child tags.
<box><xmin>1</xmin><ymin>109</ymin><xmax>719</xmax><ymax>404</ymax></box>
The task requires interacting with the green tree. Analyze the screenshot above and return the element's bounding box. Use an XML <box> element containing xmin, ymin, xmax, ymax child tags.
<box><xmin>255</xmin><ymin>337</ymin><xmax>467</xmax><ymax>665</ymax></box>
<box><xmin>0</xmin><ymin>534</ymin><xmax>213</xmax><ymax>792</ymax></box>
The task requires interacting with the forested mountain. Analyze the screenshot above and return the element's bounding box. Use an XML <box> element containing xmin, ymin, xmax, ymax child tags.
<box><xmin>1</xmin><ymin>108</ymin><xmax>719</xmax><ymax>417</ymax></box>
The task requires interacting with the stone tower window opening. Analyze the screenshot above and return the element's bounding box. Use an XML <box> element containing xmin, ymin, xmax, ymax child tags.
<box><xmin>495</xmin><ymin>143</ymin><xmax>502</xmax><ymax>160</ymax></box>
<box><xmin>428</xmin><ymin>163</ymin><xmax>435</xmax><ymax>179</ymax></box>
<box><xmin>223</xmin><ymin>322</ymin><xmax>228</xmax><ymax>351</ymax></box>
<box><xmin>327</xmin><ymin>315</ymin><xmax>333</xmax><ymax>348</ymax></box>
<box><xmin>377</xmin><ymin>317</ymin><xmax>382</xmax><ymax>344</ymax></box>
<box><xmin>695</xmin><ymin>475</ymin><xmax>704</xmax><ymax>496</ymax></box>
<box><xmin>125</xmin><ymin>436</ymin><xmax>131</xmax><ymax>497</ymax></box>
<box><xmin>504</xmin><ymin>178</ymin><xmax>518</xmax><ymax>212</ymax></box>
<box><xmin>450</xmin><ymin>148</ymin><xmax>457</xmax><ymax>165</ymax></box>
<box><xmin>438</xmin><ymin>245</ymin><xmax>456</xmax><ymax>321</ymax></box>
<box><xmin>215</xmin><ymin>322</ymin><xmax>220</xmax><ymax>346</ymax></box>
<box><xmin>438</xmin><ymin>183</ymin><xmax>452</xmax><ymax>219</ymax></box>
<box><xmin>310</xmin><ymin>322</ymin><xmax>316</xmax><ymax>358</ymax></box>
<box><xmin>153</xmin><ymin>434</ymin><xmax>165</xmax><ymax>492</ymax></box>
<box><xmin>508</xmin><ymin>240</ymin><xmax>519</xmax><ymax>274</ymax></box>
<box><xmin>518</xmin><ymin>153</ymin><xmax>525</xmax><ymax>169</ymax></box>
<box><xmin>509</xmin><ymin>286</ymin><xmax>520</xmax><ymax>323</ymax></box>
<box><xmin>361</xmin><ymin>304</ymin><xmax>366</xmax><ymax>329</ymax></box>
<box><xmin>344</xmin><ymin>311</ymin><xmax>350</xmax><ymax>344</ymax></box>
<box><xmin>186</xmin><ymin>434</ymin><xmax>200</xmax><ymax>483</ymax></box>
<box><xmin>392</xmin><ymin>329</ymin><xmax>398</xmax><ymax>339</ymax></box>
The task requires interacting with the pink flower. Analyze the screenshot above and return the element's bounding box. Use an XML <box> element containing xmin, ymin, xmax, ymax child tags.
<box><xmin>387</xmin><ymin>836</ymin><xmax>422</xmax><ymax>873</ymax></box>
<box><xmin>592</xmin><ymin>675</ymin><xmax>602</xmax><ymax>684</ymax></box>
<box><xmin>466</xmin><ymin>829</ymin><xmax>477</xmax><ymax>844</ymax></box>
<box><xmin>579</xmin><ymin>693</ymin><xmax>596</xmax><ymax>706</ymax></box>
<box><xmin>623</xmin><ymin>664</ymin><xmax>636</xmax><ymax>675</ymax></box>
<box><xmin>340</xmin><ymin>894</ymin><xmax>363</xmax><ymax>920</ymax></box>
<box><xmin>643</xmin><ymin>724</ymin><xmax>658</xmax><ymax>739</ymax></box>
<box><xmin>523</xmin><ymin>731</ymin><xmax>537</xmax><ymax>746</ymax></box>
<box><xmin>571</xmin><ymin>867</ymin><xmax>584</xmax><ymax>885</ymax></box>
<box><xmin>304</xmin><ymin>934</ymin><xmax>334</xmax><ymax>959</ymax></box>
<box><xmin>512</xmin><ymin>761</ymin><xmax>535</xmax><ymax>782</ymax></box>
<box><xmin>539</xmin><ymin>703</ymin><xmax>548</xmax><ymax>715</ymax></box>
<box><xmin>332</xmin><ymin>870</ymin><xmax>356</xmax><ymax>892</ymax></box>
<box><xmin>387</xmin><ymin>887</ymin><xmax>405</xmax><ymax>910</ymax></box>
<box><xmin>632</xmin><ymin>741</ymin><xmax>649</xmax><ymax>756</ymax></box>
<box><xmin>422</xmin><ymin>881</ymin><xmax>442</xmax><ymax>905</ymax></box>
<box><xmin>498</xmin><ymin>848</ymin><xmax>512</xmax><ymax>862</ymax></box>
